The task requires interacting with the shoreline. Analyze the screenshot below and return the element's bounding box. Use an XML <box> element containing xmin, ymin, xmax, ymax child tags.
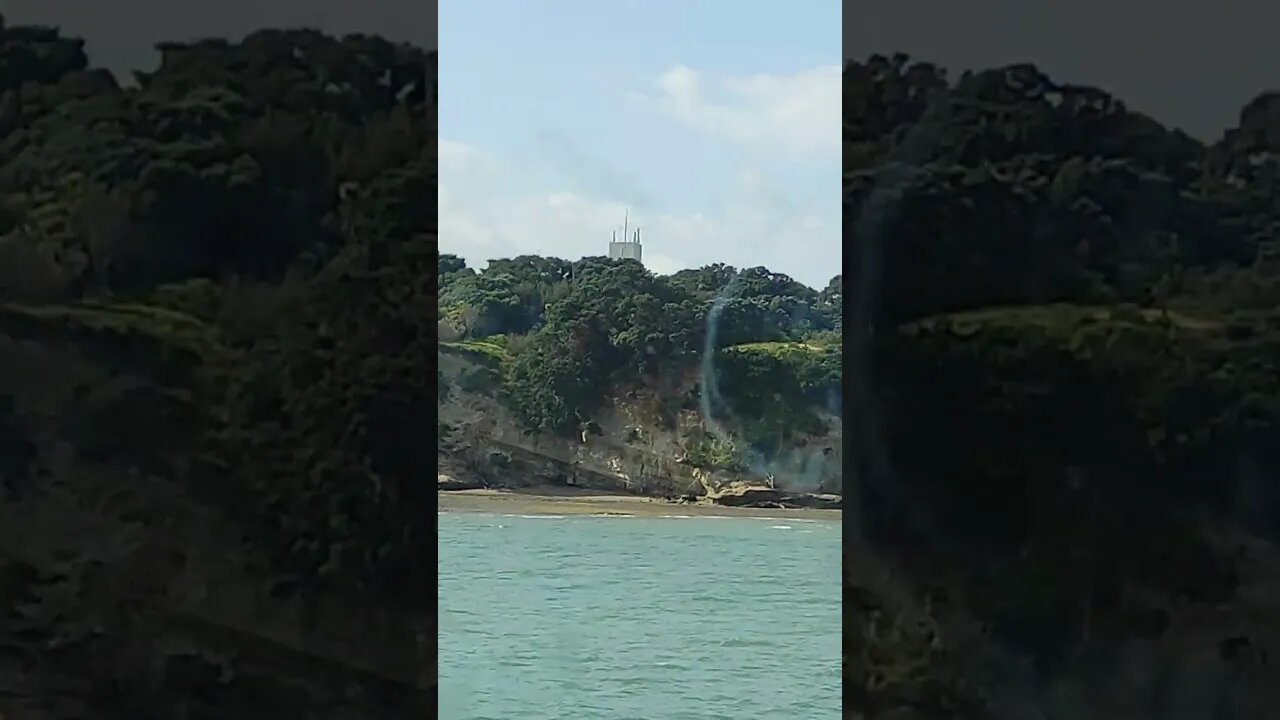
<box><xmin>438</xmin><ymin>487</ymin><xmax>842</xmax><ymax>521</ymax></box>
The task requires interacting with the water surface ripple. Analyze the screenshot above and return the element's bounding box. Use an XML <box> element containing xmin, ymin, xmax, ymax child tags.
<box><xmin>438</xmin><ymin>512</ymin><xmax>842</xmax><ymax>719</ymax></box>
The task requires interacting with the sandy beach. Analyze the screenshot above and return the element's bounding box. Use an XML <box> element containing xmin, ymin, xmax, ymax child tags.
<box><xmin>438</xmin><ymin>487</ymin><xmax>842</xmax><ymax>521</ymax></box>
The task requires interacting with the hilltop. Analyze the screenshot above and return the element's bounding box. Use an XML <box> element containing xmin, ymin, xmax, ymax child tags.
<box><xmin>847</xmin><ymin>54</ymin><xmax>1280</xmax><ymax>719</ymax></box>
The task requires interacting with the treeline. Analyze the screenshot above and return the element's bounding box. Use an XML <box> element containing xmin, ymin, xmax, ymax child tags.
<box><xmin>438</xmin><ymin>254</ymin><xmax>842</xmax><ymax>444</ymax></box>
<box><xmin>0</xmin><ymin>20</ymin><xmax>431</xmax><ymax>300</ymax></box>
<box><xmin>848</xmin><ymin>54</ymin><xmax>1280</xmax><ymax>327</ymax></box>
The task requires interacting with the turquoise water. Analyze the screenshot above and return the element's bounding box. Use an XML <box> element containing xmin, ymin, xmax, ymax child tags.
<box><xmin>438</xmin><ymin>511</ymin><xmax>842</xmax><ymax>720</ymax></box>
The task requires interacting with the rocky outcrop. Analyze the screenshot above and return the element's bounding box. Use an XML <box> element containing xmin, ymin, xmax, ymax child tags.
<box><xmin>707</xmin><ymin>485</ymin><xmax>843</xmax><ymax>509</ymax></box>
<box><xmin>437</xmin><ymin>473</ymin><xmax>484</xmax><ymax>491</ymax></box>
<box><xmin>438</xmin><ymin>345</ymin><xmax>843</xmax><ymax>503</ymax></box>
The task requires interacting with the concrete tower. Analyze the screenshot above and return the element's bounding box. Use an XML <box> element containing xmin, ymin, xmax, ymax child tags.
<box><xmin>608</xmin><ymin>210</ymin><xmax>643</xmax><ymax>263</ymax></box>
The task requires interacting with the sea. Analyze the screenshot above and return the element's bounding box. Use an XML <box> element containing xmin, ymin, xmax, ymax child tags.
<box><xmin>438</xmin><ymin>510</ymin><xmax>842</xmax><ymax>720</ymax></box>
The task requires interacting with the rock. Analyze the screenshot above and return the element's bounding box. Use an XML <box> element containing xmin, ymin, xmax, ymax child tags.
<box><xmin>707</xmin><ymin>485</ymin><xmax>843</xmax><ymax>509</ymax></box>
<box><xmin>709</xmin><ymin>486</ymin><xmax>786</xmax><ymax>507</ymax></box>
<box><xmin>436</xmin><ymin>474</ymin><xmax>483</xmax><ymax>492</ymax></box>
<box><xmin>783</xmin><ymin>492</ymin><xmax>843</xmax><ymax>509</ymax></box>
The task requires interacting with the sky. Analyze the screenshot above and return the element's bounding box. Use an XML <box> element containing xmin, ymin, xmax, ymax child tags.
<box><xmin>9</xmin><ymin>1</ymin><xmax>1280</xmax><ymax>286</ymax></box>
<box><xmin>846</xmin><ymin>0</ymin><xmax>1280</xmax><ymax>142</ymax></box>
<box><xmin>439</xmin><ymin>1</ymin><xmax>841</xmax><ymax>288</ymax></box>
<box><xmin>3</xmin><ymin>0</ymin><xmax>436</xmax><ymax>67</ymax></box>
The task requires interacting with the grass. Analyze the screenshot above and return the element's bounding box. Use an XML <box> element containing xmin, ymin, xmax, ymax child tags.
<box><xmin>0</xmin><ymin>300</ymin><xmax>233</xmax><ymax>382</ymax></box>
<box><xmin>903</xmin><ymin>303</ymin><xmax>1224</xmax><ymax>338</ymax></box>
<box><xmin>439</xmin><ymin>339</ymin><xmax>509</xmax><ymax>364</ymax></box>
<box><xmin>723</xmin><ymin>340</ymin><xmax>837</xmax><ymax>356</ymax></box>
<box><xmin>3</xmin><ymin>301</ymin><xmax>224</xmax><ymax>351</ymax></box>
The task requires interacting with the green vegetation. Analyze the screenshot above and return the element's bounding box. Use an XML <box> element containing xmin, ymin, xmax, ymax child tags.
<box><xmin>439</xmin><ymin>338</ymin><xmax>510</xmax><ymax>364</ymax></box>
<box><xmin>0</xmin><ymin>19</ymin><xmax>841</xmax><ymax>604</ymax></box>
<box><xmin>0</xmin><ymin>21</ymin><xmax>434</xmax><ymax>599</ymax></box>
<box><xmin>15</xmin><ymin>22</ymin><xmax>1279</xmax><ymax>713</ymax></box>
<box><xmin>848</xmin><ymin>54</ymin><xmax>1280</xmax><ymax>712</ymax></box>
<box><xmin>438</xmin><ymin>254</ymin><xmax>843</xmax><ymax>453</ymax></box>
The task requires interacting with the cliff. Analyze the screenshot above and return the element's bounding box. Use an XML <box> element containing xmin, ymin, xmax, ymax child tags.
<box><xmin>846</xmin><ymin>55</ymin><xmax>1280</xmax><ymax>719</ymax></box>
<box><xmin>0</xmin><ymin>24</ymin><xmax>436</xmax><ymax>718</ymax></box>
<box><xmin>437</xmin><ymin>342</ymin><xmax>843</xmax><ymax>505</ymax></box>
<box><xmin>0</xmin><ymin>305</ymin><xmax>433</xmax><ymax>718</ymax></box>
<box><xmin>436</xmin><ymin>251</ymin><xmax>844</xmax><ymax>508</ymax></box>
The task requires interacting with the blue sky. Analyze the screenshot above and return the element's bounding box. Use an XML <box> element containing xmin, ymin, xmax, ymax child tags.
<box><xmin>439</xmin><ymin>0</ymin><xmax>841</xmax><ymax>288</ymax></box>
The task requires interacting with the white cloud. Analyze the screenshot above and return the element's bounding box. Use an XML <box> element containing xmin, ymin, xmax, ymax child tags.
<box><xmin>438</xmin><ymin>139</ymin><xmax>839</xmax><ymax>288</ymax></box>
<box><xmin>629</xmin><ymin>64</ymin><xmax>840</xmax><ymax>160</ymax></box>
<box><xmin>438</xmin><ymin>64</ymin><xmax>839</xmax><ymax>286</ymax></box>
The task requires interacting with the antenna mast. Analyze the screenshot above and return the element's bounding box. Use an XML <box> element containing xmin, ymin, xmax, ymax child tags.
<box><xmin>607</xmin><ymin>210</ymin><xmax>644</xmax><ymax>263</ymax></box>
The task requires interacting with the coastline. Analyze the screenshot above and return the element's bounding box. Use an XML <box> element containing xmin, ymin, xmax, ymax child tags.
<box><xmin>438</xmin><ymin>487</ymin><xmax>842</xmax><ymax>521</ymax></box>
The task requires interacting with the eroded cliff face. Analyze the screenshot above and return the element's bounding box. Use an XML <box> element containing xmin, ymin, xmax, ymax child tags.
<box><xmin>0</xmin><ymin>332</ymin><xmax>432</xmax><ymax>718</ymax></box>
<box><xmin>844</xmin><ymin>309</ymin><xmax>1280</xmax><ymax>719</ymax></box>
<box><xmin>437</xmin><ymin>347</ymin><xmax>842</xmax><ymax>500</ymax></box>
